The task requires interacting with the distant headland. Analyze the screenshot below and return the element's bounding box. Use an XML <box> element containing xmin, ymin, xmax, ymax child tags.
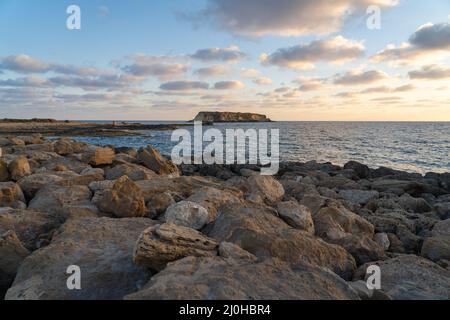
<box><xmin>192</xmin><ymin>112</ymin><xmax>271</xmax><ymax>123</ymax></box>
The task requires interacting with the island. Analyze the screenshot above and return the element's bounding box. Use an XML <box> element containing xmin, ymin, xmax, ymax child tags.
<box><xmin>192</xmin><ymin>112</ymin><xmax>271</xmax><ymax>123</ymax></box>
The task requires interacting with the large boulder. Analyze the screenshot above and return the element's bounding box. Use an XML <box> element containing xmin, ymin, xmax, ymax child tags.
<box><xmin>246</xmin><ymin>175</ymin><xmax>284</xmax><ymax>204</ymax></box>
<box><xmin>28</xmin><ymin>184</ymin><xmax>92</xmax><ymax>218</ymax></box>
<box><xmin>0</xmin><ymin>208</ymin><xmax>62</xmax><ymax>251</ymax></box>
<box><xmin>0</xmin><ymin>231</ymin><xmax>30</xmax><ymax>297</ymax></box>
<box><xmin>354</xmin><ymin>255</ymin><xmax>450</xmax><ymax>300</ymax></box>
<box><xmin>344</xmin><ymin>161</ymin><xmax>371</xmax><ymax>179</ymax></box>
<box><xmin>8</xmin><ymin>157</ymin><xmax>31</xmax><ymax>181</ymax></box>
<box><xmin>137</xmin><ymin>145</ymin><xmax>180</xmax><ymax>176</ymax></box>
<box><xmin>276</xmin><ymin>201</ymin><xmax>314</xmax><ymax>234</ymax></box>
<box><xmin>126</xmin><ymin>257</ymin><xmax>360</xmax><ymax>300</ymax></box>
<box><xmin>146</xmin><ymin>192</ymin><xmax>175</xmax><ymax>218</ymax></box>
<box><xmin>133</xmin><ymin>223</ymin><xmax>218</xmax><ymax>272</ymax></box>
<box><xmin>163</xmin><ymin>201</ymin><xmax>209</xmax><ymax>230</ymax></box>
<box><xmin>17</xmin><ymin>173</ymin><xmax>64</xmax><ymax>200</ymax></box>
<box><xmin>421</xmin><ymin>219</ymin><xmax>450</xmax><ymax>262</ymax></box>
<box><xmin>398</xmin><ymin>194</ymin><xmax>432</xmax><ymax>213</ymax></box>
<box><xmin>314</xmin><ymin>206</ymin><xmax>385</xmax><ymax>264</ymax></box>
<box><xmin>0</xmin><ymin>182</ymin><xmax>26</xmax><ymax>209</ymax></box>
<box><xmin>207</xmin><ymin>203</ymin><xmax>356</xmax><ymax>279</ymax></box>
<box><xmin>96</xmin><ymin>176</ymin><xmax>146</xmax><ymax>218</ymax></box>
<box><xmin>5</xmin><ymin>217</ymin><xmax>157</xmax><ymax>300</ymax></box>
<box><xmin>105</xmin><ymin>163</ymin><xmax>157</xmax><ymax>181</ymax></box>
<box><xmin>81</xmin><ymin>146</ymin><xmax>115</xmax><ymax>166</ymax></box>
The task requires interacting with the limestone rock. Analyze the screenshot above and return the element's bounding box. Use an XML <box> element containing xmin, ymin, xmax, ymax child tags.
<box><xmin>0</xmin><ymin>182</ymin><xmax>26</xmax><ymax>208</ymax></box>
<box><xmin>164</xmin><ymin>201</ymin><xmax>209</xmax><ymax>230</ymax></box>
<box><xmin>0</xmin><ymin>159</ymin><xmax>10</xmax><ymax>182</ymax></box>
<box><xmin>339</xmin><ymin>189</ymin><xmax>379</xmax><ymax>205</ymax></box>
<box><xmin>246</xmin><ymin>175</ymin><xmax>284</xmax><ymax>204</ymax></box>
<box><xmin>97</xmin><ymin>176</ymin><xmax>146</xmax><ymax>218</ymax></box>
<box><xmin>137</xmin><ymin>145</ymin><xmax>180</xmax><ymax>176</ymax></box>
<box><xmin>126</xmin><ymin>257</ymin><xmax>359</xmax><ymax>300</ymax></box>
<box><xmin>208</xmin><ymin>203</ymin><xmax>356</xmax><ymax>279</ymax></box>
<box><xmin>344</xmin><ymin>161</ymin><xmax>371</xmax><ymax>179</ymax></box>
<box><xmin>81</xmin><ymin>146</ymin><xmax>115</xmax><ymax>166</ymax></box>
<box><xmin>218</xmin><ymin>242</ymin><xmax>257</xmax><ymax>262</ymax></box>
<box><xmin>354</xmin><ymin>255</ymin><xmax>450</xmax><ymax>300</ymax></box>
<box><xmin>133</xmin><ymin>223</ymin><xmax>218</xmax><ymax>271</ymax></box>
<box><xmin>105</xmin><ymin>163</ymin><xmax>157</xmax><ymax>181</ymax></box>
<box><xmin>147</xmin><ymin>192</ymin><xmax>175</xmax><ymax>218</ymax></box>
<box><xmin>5</xmin><ymin>217</ymin><xmax>156</xmax><ymax>300</ymax></box>
<box><xmin>8</xmin><ymin>157</ymin><xmax>31</xmax><ymax>181</ymax></box>
<box><xmin>17</xmin><ymin>173</ymin><xmax>64</xmax><ymax>200</ymax></box>
<box><xmin>276</xmin><ymin>201</ymin><xmax>314</xmax><ymax>234</ymax></box>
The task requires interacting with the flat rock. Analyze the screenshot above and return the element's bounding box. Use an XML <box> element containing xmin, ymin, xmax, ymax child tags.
<box><xmin>17</xmin><ymin>173</ymin><xmax>64</xmax><ymax>200</ymax></box>
<box><xmin>5</xmin><ymin>217</ymin><xmax>157</xmax><ymax>300</ymax></box>
<box><xmin>81</xmin><ymin>146</ymin><xmax>115</xmax><ymax>166</ymax></box>
<box><xmin>126</xmin><ymin>257</ymin><xmax>360</xmax><ymax>300</ymax></box>
<box><xmin>354</xmin><ymin>255</ymin><xmax>450</xmax><ymax>300</ymax></box>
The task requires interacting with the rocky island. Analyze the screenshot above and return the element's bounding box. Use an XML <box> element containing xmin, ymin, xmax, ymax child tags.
<box><xmin>0</xmin><ymin>135</ymin><xmax>449</xmax><ymax>300</ymax></box>
<box><xmin>192</xmin><ymin>112</ymin><xmax>271</xmax><ymax>123</ymax></box>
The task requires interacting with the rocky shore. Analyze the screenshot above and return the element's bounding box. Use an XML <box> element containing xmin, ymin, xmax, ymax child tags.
<box><xmin>0</xmin><ymin>119</ymin><xmax>187</xmax><ymax>137</ymax></box>
<box><xmin>0</xmin><ymin>135</ymin><xmax>449</xmax><ymax>300</ymax></box>
<box><xmin>192</xmin><ymin>112</ymin><xmax>271</xmax><ymax>123</ymax></box>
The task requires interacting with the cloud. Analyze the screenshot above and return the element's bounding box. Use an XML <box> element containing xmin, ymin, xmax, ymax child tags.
<box><xmin>190</xmin><ymin>46</ymin><xmax>246</xmax><ymax>62</ymax></box>
<box><xmin>159</xmin><ymin>81</ymin><xmax>209</xmax><ymax>91</ymax></box>
<box><xmin>372</xmin><ymin>22</ymin><xmax>450</xmax><ymax>64</ymax></box>
<box><xmin>261</xmin><ymin>36</ymin><xmax>365</xmax><ymax>70</ymax></box>
<box><xmin>252</xmin><ymin>77</ymin><xmax>273</xmax><ymax>86</ymax></box>
<box><xmin>214</xmin><ymin>80</ymin><xmax>246</xmax><ymax>90</ymax></box>
<box><xmin>189</xmin><ymin>0</ymin><xmax>398</xmax><ymax>37</ymax></box>
<box><xmin>0</xmin><ymin>76</ymin><xmax>51</xmax><ymax>88</ymax></box>
<box><xmin>122</xmin><ymin>54</ymin><xmax>188</xmax><ymax>81</ymax></box>
<box><xmin>333</xmin><ymin>69</ymin><xmax>388</xmax><ymax>85</ymax></box>
<box><xmin>194</xmin><ymin>65</ymin><xmax>228</xmax><ymax>77</ymax></box>
<box><xmin>408</xmin><ymin>64</ymin><xmax>450</xmax><ymax>80</ymax></box>
<box><xmin>294</xmin><ymin>76</ymin><xmax>325</xmax><ymax>91</ymax></box>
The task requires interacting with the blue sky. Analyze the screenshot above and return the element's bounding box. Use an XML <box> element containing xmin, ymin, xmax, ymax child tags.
<box><xmin>1</xmin><ymin>0</ymin><xmax>450</xmax><ymax>120</ymax></box>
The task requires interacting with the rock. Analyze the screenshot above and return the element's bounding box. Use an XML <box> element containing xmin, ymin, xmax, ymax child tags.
<box><xmin>344</xmin><ymin>161</ymin><xmax>371</xmax><ymax>179</ymax></box>
<box><xmin>17</xmin><ymin>173</ymin><xmax>64</xmax><ymax>200</ymax></box>
<box><xmin>133</xmin><ymin>223</ymin><xmax>218</xmax><ymax>271</ymax></box>
<box><xmin>105</xmin><ymin>163</ymin><xmax>157</xmax><ymax>181</ymax></box>
<box><xmin>374</xmin><ymin>233</ymin><xmax>391</xmax><ymax>250</ymax></box>
<box><xmin>0</xmin><ymin>208</ymin><xmax>62</xmax><ymax>251</ymax></box>
<box><xmin>53</xmin><ymin>138</ymin><xmax>74</xmax><ymax>156</ymax></box>
<box><xmin>192</xmin><ymin>111</ymin><xmax>271</xmax><ymax>123</ymax></box>
<box><xmin>371</xmin><ymin>179</ymin><xmax>425</xmax><ymax>196</ymax></box>
<box><xmin>40</xmin><ymin>156</ymin><xmax>89</xmax><ymax>174</ymax></box>
<box><xmin>81</xmin><ymin>146</ymin><xmax>115</xmax><ymax>166</ymax></box>
<box><xmin>314</xmin><ymin>206</ymin><xmax>385</xmax><ymax>264</ymax></box>
<box><xmin>8</xmin><ymin>157</ymin><xmax>31</xmax><ymax>181</ymax></box>
<box><xmin>434</xmin><ymin>202</ymin><xmax>450</xmax><ymax>220</ymax></box>
<box><xmin>246</xmin><ymin>175</ymin><xmax>284</xmax><ymax>204</ymax></box>
<box><xmin>186</xmin><ymin>187</ymin><xmax>242</xmax><ymax>223</ymax></box>
<box><xmin>398</xmin><ymin>194</ymin><xmax>432</xmax><ymax>213</ymax></box>
<box><xmin>88</xmin><ymin>180</ymin><xmax>114</xmax><ymax>193</ymax></box>
<box><xmin>431</xmin><ymin>219</ymin><xmax>450</xmax><ymax>237</ymax></box>
<box><xmin>0</xmin><ymin>182</ymin><xmax>26</xmax><ymax>208</ymax></box>
<box><xmin>0</xmin><ymin>159</ymin><xmax>10</xmax><ymax>182</ymax></box>
<box><xmin>115</xmin><ymin>147</ymin><xmax>137</xmax><ymax>157</ymax></box>
<box><xmin>163</xmin><ymin>201</ymin><xmax>209</xmax><ymax>230</ymax></box>
<box><xmin>348</xmin><ymin>281</ymin><xmax>374</xmax><ymax>300</ymax></box>
<box><xmin>354</xmin><ymin>255</ymin><xmax>450</xmax><ymax>300</ymax></box>
<box><xmin>339</xmin><ymin>190</ymin><xmax>379</xmax><ymax>205</ymax></box>
<box><xmin>147</xmin><ymin>192</ymin><xmax>175</xmax><ymax>218</ymax></box>
<box><xmin>218</xmin><ymin>242</ymin><xmax>257</xmax><ymax>262</ymax></box>
<box><xmin>208</xmin><ymin>203</ymin><xmax>356</xmax><ymax>279</ymax></box>
<box><xmin>137</xmin><ymin>145</ymin><xmax>180</xmax><ymax>176</ymax></box>
<box><xmin>81</xmin><ymin>167</ymin><xmax>104</xmax><ymax>177</ymax></box>
<box><xmin>126</xmin><ymin>257</ymin><xmax>359</xmax><ymax>300</ymax></box>
<box><xmin>299</xmin><ymin>194</ymin><xmax>334</xmax><ymax>214</ymax></box>
<box><xmin>421</xmin><ymin>232</ymin><xmax>450</xmax><ymax>262</ymax></box>
<box><xmin>5</xmin><ymin>217</ymin><xmax>156</xmax><ymax>300</ymax></box>
<box><xmin>28</xmin><ymin>185</ymin><xmax>92</xmax><ymax>217</ymax></box>
<box><xmin>0</xmin><ymin>231</ymin><xmax>30</xmax><ymax>297</ymax></box>
<box><xmin>276</xmin><ymin>201</ymin><xmax>314</xmax><ymax>234</ymax></box>
<box><xmin>97</xmin><ymin>176</ymin><xmax>146</xmax><ymax>218</ymax></box>
<box><xmin>240</xmin><ymin>168</ymin><xmax>258</xmax><ymax>177</ymax></box>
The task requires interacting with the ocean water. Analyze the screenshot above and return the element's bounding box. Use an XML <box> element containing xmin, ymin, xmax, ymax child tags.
<box><xmin>69</xmin><ymin>121</ymin><xmax>450</xmax><ymax>174</ymax></box>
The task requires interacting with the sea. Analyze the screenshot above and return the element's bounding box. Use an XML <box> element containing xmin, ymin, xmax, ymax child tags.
<box><xmin>68</xmin><ymin>121</ymin><xmax>450</xmax><ymax>174</ymax></box>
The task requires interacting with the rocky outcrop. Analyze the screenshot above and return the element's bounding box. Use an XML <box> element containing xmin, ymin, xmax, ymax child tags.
<box><xmin>5</xmin><ymin>217</ymin><xmax>156</xmax><ymax>300</ymax></box>
<box><xmin>126</xmin><ymin>257</ymin><xmax>359</xmax><ymax>300</ymax></box>
<box><xmin>193</xmin><ymin>112</ymin><xmax>271</xmax><ymax>123</ymax></box>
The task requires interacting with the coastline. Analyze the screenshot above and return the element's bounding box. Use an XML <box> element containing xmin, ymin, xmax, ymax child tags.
<box><xmin>0</xmin><ymin>135</ymin><xmax>449</xmax><ymax>300</ymax></box>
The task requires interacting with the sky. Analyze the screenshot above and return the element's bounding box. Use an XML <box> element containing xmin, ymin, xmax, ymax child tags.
<box><xmin>0</xmin><ymin>0</ymin><xmax>450</xmax><ymax>121</ymax></box>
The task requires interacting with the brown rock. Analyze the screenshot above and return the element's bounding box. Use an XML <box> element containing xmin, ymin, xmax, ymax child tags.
<box><xmin>0</xmin><ymin>182</ymin><xmax>26</xmax><ymax>208</ymax></box>
<box><xmin>126</xmin><ymin>257</ymin><xmax>359</xmax><ymax>300</ymax></box>
<box><xmin>0</xmin><ymin>159</ymin><xmax>10</xmax><ymax>182</ymax></box>
<box><xmin>97</xmin><ymin>176</ymin><xmax>146</xmax><ymax>218</ymax></box>
<box><xmin>81</xmin><ymin>146</ymin><xmax>115</xmax><ymax>166</ymax></box>
<box><xmin>137</xmin><ymin>145</ymin><xmax>180</xmax><ymax>176</ymax></box>
<box><xmin>17</xmin><ymin>173</ymin><xmax>64</xmax><ymax>200</ymax></box>
<box><xmin>105</xmin><ymin>163</ymin><xmax>157</xmax><ymax>181</ymax></box>
<box><xmin>8</xmin><ymin>157</ymin><xmax>31</xmax><ymax>181</ymax></box>
<box><xmin>246</xmin><ymin>175</ymin><xmax>284</xmax><ymax>204</ymax></box>
<box><xmin>207</xmin><ymin>203</ymin><xmax>356</xmax><ymax>279</ymax></box>
<box><xmin>147</xmin><ymin>192</ymin><xmax>175</xmax><ymax>218</ymax></box>
<box><xmin>133</xmin><ymin>223</ymin><xmax>218</xmax><ymax>271</ymax></box>
<box><xmin>276</xmin><ymin>201</ymin><xmax>315</xmax><ymax>234</ymax></box>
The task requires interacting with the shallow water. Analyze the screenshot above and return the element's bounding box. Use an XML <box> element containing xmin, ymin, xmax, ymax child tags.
<box><xmin>69</xmin><ymin>121</ymin><xmax>450</xmax><ymax>174</ymax></box>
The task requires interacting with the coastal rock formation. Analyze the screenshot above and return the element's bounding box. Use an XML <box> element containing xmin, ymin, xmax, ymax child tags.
<box><xmin>0</xmin><ymin>135</ymin><xmax>449</xmax><ymax>300</ymax></box>
<box><xmin>193</xmin><ymin>112</ymin><xmax>271</xmax><ymax>123</ymax></box>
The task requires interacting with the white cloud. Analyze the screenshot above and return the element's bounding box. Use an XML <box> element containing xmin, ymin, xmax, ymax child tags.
<box><xmin>214</xmin><ymin>80</ymin><xmax>246</xmax><ymax>90</ymax></box>
<box><xmin>333</xmin><ymin>69</ymin><xmax>388</xmax><ymax>85</ymax></box>
<box><xmin>190</xmin><ymin>46</ymin><xmax>246</xmax><ymax>62</ymax></box>
<box><xmin>253</xmin><ymin>77</ymin><xmax>273</xmax><ymax>85</ymax></box>
<box><xmin>409</xmin><ymin>64</ymin><xmax>450</xmax><ymax>79</ymax></box>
